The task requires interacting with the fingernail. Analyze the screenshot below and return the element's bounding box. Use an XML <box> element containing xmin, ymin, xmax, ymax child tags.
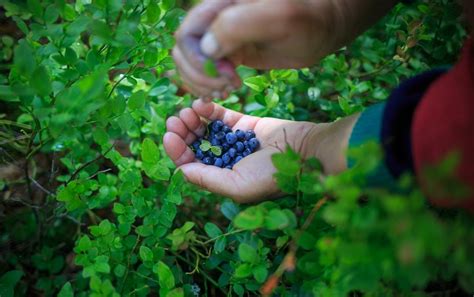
<box><xmin>212</xmin><ymin>91</ymin><xmax>221</xmax><ymax>99</ymax></box>
<box><xmin>201</xmin><ymin>32</ymin><xmax>219</xmax><ymax>57</ymax></box>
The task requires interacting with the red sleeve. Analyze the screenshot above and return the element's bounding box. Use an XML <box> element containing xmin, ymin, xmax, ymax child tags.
<box><xmin>412</xmin><ymin>37</ymin><xmax>474</xmax><ymax>212</ymax></box>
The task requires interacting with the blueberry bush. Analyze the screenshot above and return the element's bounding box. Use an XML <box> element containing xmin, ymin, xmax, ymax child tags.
<box><xmin>0</xmin><ymin>0</ymin><xmax>472</xmax><ymax>296</ymax></box>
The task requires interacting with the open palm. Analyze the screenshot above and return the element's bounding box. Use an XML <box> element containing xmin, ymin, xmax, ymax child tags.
<box><xmin>163</xmin><ymin>99</ymin><xmax>325</xmax><ymax>203</ymax></box>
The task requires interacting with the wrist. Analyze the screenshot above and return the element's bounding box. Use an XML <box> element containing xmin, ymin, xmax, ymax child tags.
<box><xmin>305</xmin><ymin>114</ymin><xmax>360</xmax><ymax>175</ymax></box>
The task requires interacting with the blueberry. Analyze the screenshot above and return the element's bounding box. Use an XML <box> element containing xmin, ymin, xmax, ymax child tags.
<box><xmin>215</xmin><ymin>131</ymin><xmax>226</xmax><ymax>140</ymax></box>
<box><xmin>242</xmin><ymin>148</ymin><xmax>252</xmax><ymax>157</ymax></box>
<box><xmin>248</xmin><ymin>138</ymin><xmax>260</xmax><ymax>151</ymax></box>
<box><xmin>243</xmin><ymin>140</ymin><xmax>249</xmax><ymax>148</ymax></box>
<box><xmin>235</xmin><ymin>141</ymin><xmax>244</xmax><ymax>152</ymax></box>
<box><xmin>235</xmin><ymin>129</ymin><xmax>246</xmax><ymax>140</ymax></box>
<box><xmin>225</xmin><ymin>133</ymin><xmax>237</xmax><ymax>145</ymax></box>
<box><xmin>245</xmin><ymin>130</ymin><xmax>256</xmax><ymax>140</ymax></box>
<box><xmin>222</xmin><ymin>143</ymin><xmax>230</xmax><ymax>152</ymax></box>
<box><xmin>211</xmin><ymin>120</ymin><xmax>224</xmax><ymax>132</ymax></box>
<box><xmin>214</xmin><ymin>158</ymin><xmax>223</xmax><ymax>168</ymax></box>
<box><xmin>222</xmin><ymin>126</ymin><xmax>232</xmax><ymax>134</ymax></box>
<box><xmin>191</xmin><ymin>140</ymin><xmax>201</xmax><ymax>151</ymax></box>
<box><xmin>225</xmin><ymin>165</ymin><xmax>233</xmax><ymax>169</ymax></box>
<box><xmin>228</xmin><ymin>148</ymin><xmax>237</xmax><ymax>158</ymax></box>
<box><xmin>234</xmin><ymin>156</ymin><xmax>243</xmax><ymax>163</ymax></box>
<box><xmin>222</xmin><ymin>153</ymin><xmax>231</xmax><ymax>165</ymax></box>
<box><xmin>211</xmin><ymin>138</ymin><xmax>220</xmax><ymax>146</ymax></box>
<box><xmin>195</xmin><ymin>149</ymin><xmax>204</xmax><ymax>159</ymax></box>
<box><xmin>203</xmin><ymin>156</ymin><xmax>213</xmax><ymax>165</ymax></box>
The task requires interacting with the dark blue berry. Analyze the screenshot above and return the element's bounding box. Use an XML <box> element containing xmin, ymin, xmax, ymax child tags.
<box><xmin>225</xmin><ymin>133</ymin><xmax>237</xmax><ymax>145</ymax></box>
<box><xmin>214</xmin><ymin>158</ymin><xmax>223</xmax><ymax>168</ymax></box>
<box><xmin>228</xmin><ymin>148</ymin><xmax>237</xmax><ymax>158</ymax></box>
<box><xmin>192</xmin><ymin>140</ymin><xmax>201</xmax><ymax>151</ymax></box>
<box><xmin>242</xmin><ymin>148</ymin><xmax>252</xmax><ymax>157</ymax></box>
<box><xmin>235</xmin><ymin>141</ymin><xmax>244</xmax><ymax>152</ymax></box>
<box><xmin>234</xmin><ymin>156</ymin><xmax>243</xmax><ymax>163</ymax></box>
<box><xmin>243</xmin><ymin>140</ymin><xmax>249</xmax><ymax>148</ymax></box>
<box><xmin>222</xmin><ymin>126</ymin><xmax>232</xmax><ymax>134</ymax></box>
<box><xmin>203</xmin><ymin>157</ymin><xmax>213</xmax><ymax>165</ymax></box>
<box><xmin>235</xmin><ymin>129</ymin><xmax>246</xmax><ymax>140</ymax></box>
<box><xmin>211</xmin><ymin>120</ymin><xmax>224</xmax><ymax>132</ymax></box>
<box><xmin>211</xmin><ymin>138</ymin><xmax>220</xmax><ymax>146</ymax></box>
<box><xmin>195</xmin><ymin>149</ymin><xmax>204</xmax><ymax>159</ymax></box>
<box><xmin>222</xmin><ymin>143</ymin><xmax>230</xmax><ymax>152</ymax></box>
<box><xmin>245</xmin><ymin>130</ymin><xmax>256</xmax><ymax>140</ymax></box>
<box><xmin>248</xmin><ymin>138</ymin><xmax>260</xmax><ymax>151</ymax></box>
<box><xmin>222</xmin><ymin>153</ymin><xmax>231</xmax><ymax>165</ymax></box>
<box><xmin>215</xmin><ymin>131</ymin><xmax>226</xmax><ymax>140</ymax></box>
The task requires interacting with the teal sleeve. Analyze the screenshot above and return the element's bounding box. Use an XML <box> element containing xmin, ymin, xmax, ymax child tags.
<box><xmin>348</xmin><ymin>103</ymin><xmax>398</xmax><ymax>188</ymax></box>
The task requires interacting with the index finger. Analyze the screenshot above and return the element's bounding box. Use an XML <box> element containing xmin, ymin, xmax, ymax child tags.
<box><xmin>175</xmin><ymin>0</ymin><xmax>233</xmax><ymax>65</ymax></box>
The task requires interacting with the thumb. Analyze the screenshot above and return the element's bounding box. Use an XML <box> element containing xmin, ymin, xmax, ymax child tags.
<box><xmin>179</xmin><ymin>162</ymin><xmax>240</xmax><ymax>197</ymax></box>
<box><xmin>200</xmin><ymin>1</ymin><xmax>289</xmax><ymax>59</ymax></box>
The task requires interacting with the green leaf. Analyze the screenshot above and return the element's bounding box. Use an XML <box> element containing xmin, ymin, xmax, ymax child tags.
<box><xmin>264</xmin><ymin>209</ymin><xmax>290</xmax><ymax>230</ymax></box>
<box><xmin>204</xmin><ymin>222</ymin><xmax>222</xmax><ymax>238</ymax></box>
<box><xmin>14</xmin><ymin>40</ymin><xmax>35</xmax><ymax>77</ymax></box>
<box><xmin>143</xmin><ymin>159</ymin><xmax>170</xmax><ymax>181</ymax></box>
<box><xmin>128</xmin><ymin>90</ymin><xmax>146</xmax><ymax>110</ymax></box>
<box><xmin>30</xmin><ymin>66</ymin><xmax>52</xmax><ymax>97</ymax></box>
<box><xmin>147</xmin><ymin>1</ymin><xmax>161</xmax><ymax>23</ymax></box>
<box><xmin>141</xmin><ymin>138</ymin><xmax>160</xmax><ymax>163</ymax></box>
<box><xmin>243</xmin><ymin>76</ymin><xmax>269</xmax><ymax>92</ymax></box>
<box><xmin>139</xmin><ymin>246</ymin><xmax>154</xmax><ymax>262</ymax></box>
<box><xmin>210</xmin><ymin>146</ymin><xmax>222</xmax><ymax>156</ymax></box>
<box><xmin>166</xmin><ymin>288</ymin><xmax>184</xmax><ymax>297</ymax></box>
<box><xmin>76</xmin><ymin>236</ymin><xmax>92</xmax><ymax>252</ymax></box>
<box><xmin>214</xmin><ymin>237</ymin><xmax>226</xmax><ymax>254</ymax></box>
<box><xmin>154</xmin><ymin>261</ymin><xmax>175</xmax><ymax>289</ymax></box>
<box><xmin>161</xmin><ymin>0</ymin><xmax>175</xmax><ymax>10</ymax></box>
<box><xmin>264</xmin><ymin>88</ymin><xmax>279</xmax><ymax>108</ymax></box>
<box><xmin>233</xmin><ymin>206</ymin><xmax>264</xmax><ymax>230</ymax></box>
<box><xmin>58</xmin><ymin>282</ymin><xmax>74</xmax><ymax>297</ymax></box>
<box><xmin>238</xmin><ymin>243</ymin><xmax>257</xmax><ymax>263</ymax></box>
<box><xmin>271</xmin><ymin>147</ymin><xmax>301</xmax><ymax>176</ymax></box>
<box><xmin>12</xmin><ymin>16</ymin><xmax>29</xmax><ymax>35</ymax></box>
<box><xmin>199</xmin><ymin>140</ymin><xmax>211</xmax><ymax>152</ymax></box>
<box><xmin>0</xmin><ymin>270</ymin><xmax>23</xmax><ymax>297</ymax></box>
<box><xmin>203</xmin><ymin>59</ymin><xmax>219</xmax><ymax>77</ymax></box>
<box><xmin>253</xmin><ymin>265</ymin><xmax>268</xmax><ymax>283</ymax></box>
<box><xmin>234</xmin><ymin>263</ymin><xmax>252</xmax><ymax>278</ymax></box>
<box><xmin>220</xmin><ymin>201</ymin><xmax>239</xmax><ymax>220</ymax></box>
<box><xmin>27</xmin><ymin>0</ymin><xmax>42</xmax><ymax>17</ymax></box>
<box><xmin>144</xmin><ymin>48</ymin><xmax>158</xmax><ymax>66</ymax></box>
<box><xmin>64</xmin><ymin>47</ymin><xmax>78</xmax><ymax>65</ymax></box>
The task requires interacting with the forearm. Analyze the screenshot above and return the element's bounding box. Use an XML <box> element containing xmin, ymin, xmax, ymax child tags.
<box><xmin>306</xmin><ymin>0</ymin><xmax>398</xmax><ymax>58</ymax></box>
<box><xmin>304</xmin><ymin>114</ymin><xmax>360</xmax><ymax>175</ymax></box>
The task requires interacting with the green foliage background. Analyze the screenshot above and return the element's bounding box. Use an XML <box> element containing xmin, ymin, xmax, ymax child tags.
<box><xmin>0</xmin><ymin>0</ymin><xmax>472</xmax><ymax>296</ymax></box>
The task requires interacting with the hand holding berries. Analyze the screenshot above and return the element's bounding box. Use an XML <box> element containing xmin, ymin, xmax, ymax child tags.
<box><xmin>164</xmin><ymin>98</ymin><xmax>356</xmax><ymax>203</ymax></box>
<box><xmin>189</xmin><ymin>120</ymin><xmax>261</xmax><ymax>169</ymax></box>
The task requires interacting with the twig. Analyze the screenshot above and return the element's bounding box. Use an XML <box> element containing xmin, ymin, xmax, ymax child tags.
<box><xmin>260</xmin><ymin>197</ymin><xmax>328</xmax><ymax>296</ymax></box>
<box><xmin>173</xmin><ymin>252</ymin><xmax>228</xmax><ymax>295</ymax></box>
<box><xmin>29</xmin><ymin>177</ymin><xmax>55</xmax><ymax>196</ymax></box>
<box><xmin>88</xmin><ymin>168</ymin><xmax>112</xmax><ymax>180</ymax></box>
<box><xmin>67</xmin><ymin>144</ymin><xmax>115</xmax><ymax>184</ymax></box>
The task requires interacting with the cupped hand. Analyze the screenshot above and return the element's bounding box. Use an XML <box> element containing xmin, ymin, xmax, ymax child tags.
<box><xmin>163</xmin><ymin>99</ymin><xmax>358</xmax><ymax>203</ymax></box>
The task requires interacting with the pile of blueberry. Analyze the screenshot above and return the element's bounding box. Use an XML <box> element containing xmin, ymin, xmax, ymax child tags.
<box><xmin>190</xmin><ymin>120</ymin><xmax>260</xmax><ymax>169</ymax></box>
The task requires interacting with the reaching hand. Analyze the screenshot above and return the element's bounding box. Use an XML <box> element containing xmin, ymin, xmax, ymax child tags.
<box><xmin>163</xmin><ymin>99</ymin><xmax>359</xmax><ymax>203</ymax></box>
<box><xmin>173</xmin><ymin>0</ymin><xmax>396</xmax><ymax>99</ymax></box>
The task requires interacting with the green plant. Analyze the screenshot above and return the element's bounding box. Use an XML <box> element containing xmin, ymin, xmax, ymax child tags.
<box><xmin>0</xmin><ymin>0</ymin><xmax>471</xmax><ymax>296</ymax></box>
